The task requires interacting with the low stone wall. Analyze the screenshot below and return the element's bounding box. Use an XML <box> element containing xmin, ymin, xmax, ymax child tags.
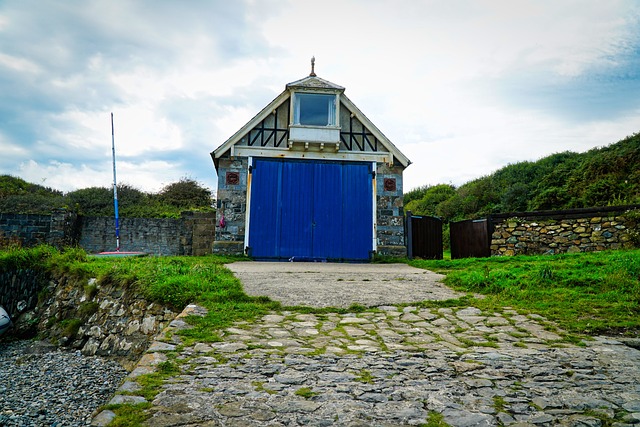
<box><xmin>0</xmin><ymin>210</ymin><xmax>215</xmax><ymax>256</ymax></box>
<box><xmin>183</xmin><ymin>211</ymin><xmax>217</xmax><ymax>256</ymax></box>
<box><xmin>0</xmin><ymin>211</ymin><xmax>77</xmax><ymax>248</ymax></box>
<box><xmin>0</xmin><ymin>268</ymin><xmax>48</xmax><ymax>318</ymax></box>
<box><xmin>491</xmin><ymin>209</ymin><xmax>639</xmax><ymax>256</ymax></box>
<box><xmin>13</xmin><ymin>273</ymin><xmax>178</xmax><ymax>369</ymax></box>
<box><xmin>79</xmin><ymin>217</ymin><xmax>186</xmax><ymax>255</ymax></box>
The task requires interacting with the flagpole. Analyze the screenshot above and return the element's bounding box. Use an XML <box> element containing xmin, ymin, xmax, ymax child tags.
<box><xmin>111</xmin><ymin>112</ymin><xmax>120</xmax><ymax>252</ymax></box>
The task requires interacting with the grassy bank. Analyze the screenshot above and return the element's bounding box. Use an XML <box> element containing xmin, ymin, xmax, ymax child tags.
<box><xmin>1</xmin><ymin>246</ymin><xmax>280</xmax><ymax>343</ymax></box>
<box><xmin>410</xmin><ymin>248</ymin><xmax>640</xmax><ymax>336</ymax></box>
<box><xmin>4</xmin><ymin>246</ymin><xmax>639</xmax><ymax>338</ymax></box>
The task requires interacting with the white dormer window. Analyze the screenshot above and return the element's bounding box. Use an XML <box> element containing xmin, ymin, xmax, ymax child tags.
<box><xmin>293</xmin><ymin>93</ymin><xmax>337</xmax><ymax>127</ymax></box>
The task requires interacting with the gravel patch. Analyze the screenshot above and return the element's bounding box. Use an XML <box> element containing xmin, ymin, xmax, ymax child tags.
<box><xmin>226</xmin><ymin>262</ymin><xmax>463</xmax><ymax>308</ymax></box>
<box><xmin>0</xmin><ymin>340</ymin><xmax>127</xmax><ymax>427</ymax></box>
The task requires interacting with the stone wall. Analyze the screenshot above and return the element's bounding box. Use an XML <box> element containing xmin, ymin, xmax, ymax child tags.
<box><xmin>213</xmin><ymin>157</ymin><xmax>248</xmax><ymax>255</ymax></box>
<box><xmin>0</xmin><ymin>268</ymin><xmax>48</xmax><ymax>318</ymax></box>
<box><xmin>490</xmin><ymin>209</ymin><xmax>639</xmax><ymax>256</ymax></box>
<box><xmin>376</xmin><ymin>162</ymin><xmax>406</xmax><ymax>257</ymax></box>
<box><xmin>0</xmin><ymin>213</ymin><xmax>55</xmax><ymax>247</ymax></box>
<box><xmin>0</xmin><ymin>210</ymin><xmax>215</xmax><ymax>256</ymax></box>
<box><xmin>79</xmin><ymin>212</ymin><xmax>215</xmax><ymax>256</ymax></box>
<box><xmin>12</xmin><ymin>273</ymin><xmax>177</xmax><ymax>369</ymax></box>
<box><xmin>182</xmin><ymin>212</ymin><xmax>217</xmax><ymax>256</ymax></box>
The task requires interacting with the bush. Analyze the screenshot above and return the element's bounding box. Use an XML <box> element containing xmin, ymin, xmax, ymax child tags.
<box><xmin>158</xmin><ymin>178</ymin><xmax>213</xmax><ymax>210</ymax></box>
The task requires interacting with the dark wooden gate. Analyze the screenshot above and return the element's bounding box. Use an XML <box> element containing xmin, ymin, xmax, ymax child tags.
<box><xmin>450</xmin><ymin>219</ymin><xmax>490</xmax><ymax>259</ymax></box>
<box><xmin>406</xmin><ymin>212</ymin><xmax>443</xmax><ymax>260</ymax></box>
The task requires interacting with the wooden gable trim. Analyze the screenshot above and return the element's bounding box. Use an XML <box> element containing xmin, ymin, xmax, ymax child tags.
<box><xmin>211</xmin><ymin>83</ymin><xmax>411</xmax><ymax>170</ymax></box>
<box><xmin>211</xmin><ymin>90</ymin><xmax>290</xmax><ymax>170</ymax></box>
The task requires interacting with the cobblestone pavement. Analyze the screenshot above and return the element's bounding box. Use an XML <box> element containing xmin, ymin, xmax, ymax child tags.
<box><xmin>92</xmin><ymin>264</ymin><xmax>640</xmax><ymax>427</ymax></box>
<box><xmin>93</xmin><ymin>305</ymin><xmax>640</xmax><ymax>427</ymax></box>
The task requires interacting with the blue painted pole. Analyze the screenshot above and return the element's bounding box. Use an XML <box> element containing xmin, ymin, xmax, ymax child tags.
<box><xmin>111</xmin><ymin>112</ymin><xmax>120</xmax><ymax>252</ymax></box>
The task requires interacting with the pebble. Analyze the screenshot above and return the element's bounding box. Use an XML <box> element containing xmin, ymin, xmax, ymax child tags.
<box><xmin>0</xmin><ymin>340</ymin><xmax>127</xmax><ymax>427</ymax></box>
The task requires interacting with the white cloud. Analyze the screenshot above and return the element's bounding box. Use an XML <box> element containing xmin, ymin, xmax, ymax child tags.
<box><xmin>16</xmin><ymin>160</ymin><xmax>109</xmax><ymax>192</ymax></box>
<box><xmin>0</xmin><ymin>0</ymin><xmax>639</xmax><ymax>195</ymax></box>
<box><xmin>0</xmin><ymin>52</ymin><xmax>41</xmax><ymax>74</ymax></box>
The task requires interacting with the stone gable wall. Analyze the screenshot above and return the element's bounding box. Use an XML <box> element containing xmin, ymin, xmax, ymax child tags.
<box><xmin>491</xmin><ymin>210</ymin><xmax>639</xmax><ymax>256</ymax></box>
<box><xmin>213</xmin><ymin>157</ymin><xmax>248</xmax><ymax>255</ymax></box>
<box><xmin>376</xmin><ymin>162</ymin><xmax>406</xmax><ymax>257</ymax></box>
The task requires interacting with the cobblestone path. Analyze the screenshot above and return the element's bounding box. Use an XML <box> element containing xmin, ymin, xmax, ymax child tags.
<box><xmin>94</xmin><ymin>303</ymin><xmax>640</xmax><ymax>426</ymax></box>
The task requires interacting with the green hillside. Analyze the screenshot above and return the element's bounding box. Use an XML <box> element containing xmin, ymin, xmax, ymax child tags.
<box><xmin>2</xmin><ymin>132</ymin><xmax>638</xmax><ymax>221</ymax></box>
<box><xmin>0</xmin><ymin>177</ymin><xmax>214</xmax><ymax>218</ymax></box>
<box><xmin>405</xmin><ymin>132</ymin><xmax>640</xmax><ymax>222</ymax></box>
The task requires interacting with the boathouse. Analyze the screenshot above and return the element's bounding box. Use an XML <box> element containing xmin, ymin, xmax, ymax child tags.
<box><xmin>211</xmin><ymin>60</ymin><xmax>410</xmax><ymax>261</ymax></box>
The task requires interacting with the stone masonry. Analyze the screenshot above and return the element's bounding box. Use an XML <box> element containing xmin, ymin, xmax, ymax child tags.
<box><xmin>0</xmin><ymin>210</ymin><xmax>215</xmax><ymax>256</ymax></box>
<box><xmin>213</xmin><ymin>158</ymin><xmax>248</xmax><ymax>256</ymax></box>
<box><xmin>13</xmin><ymin>273</ymin><xmax>178</xmax><ymax>370</ymax></box>
<box><xmin>491</xmin><ymin>210</ymin><xmax>639</xmax><ymax>256</ymax></box>
<box><xmin>376</xmin><ymin>162</ymin><xmax>406</xmax><ymax>257</ymax></box>
<box><xmin>96</xmin><ymin>303</ymin><xmax>640</xmax><ymax>427</ymax></box>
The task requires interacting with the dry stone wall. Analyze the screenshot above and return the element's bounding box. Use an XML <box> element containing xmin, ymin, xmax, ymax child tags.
<box><xmin>0</xmin><ymin>268</ymin><xmax>48</xmax><ymax>319</ymax></box>
<box><xmin>16</xmin><ymin>273</ymin><xmax>178</xmax><ymax>369</ymax></box>
<box><xmin>491</xmin><ymin>210</ymin><xmax>639</xmax><ymax>256</ymax></box>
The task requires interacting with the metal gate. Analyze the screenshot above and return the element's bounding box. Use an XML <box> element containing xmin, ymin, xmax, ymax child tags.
<box><xmin>450</xmin><ymin>219</ymin><xmax>490</xmax><ymax>259</ymax></box>
<box><xmin>247</xmin><ymin>158</ymin><xmax>373</xmax><ymax>261</ymax></box>
<box><xmin>406</xmin><ymin>212</ymin><xmax>443</xmax><ymax>259</ymax></box>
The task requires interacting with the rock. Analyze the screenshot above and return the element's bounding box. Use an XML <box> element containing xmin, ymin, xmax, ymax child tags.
<box><xmin>274</xmin><ymin>371</ymin><xmax>308</xmax><ymax>385</ymax></box>
<box><xmin>442</xmin><ymin>409</ymin><xmax>495</xmax><ymax>427</ymax></box>
<box><xmin>356</xmin><ymin>392</ymin><xmax>388</xmax><ymax>403</ymax></box>
<box><xmin>623</xmin><ymin>401</ymin><xmax>640</xmax><ymax>412</ymax></box>
<box><xmin>108</xmin><ymin>395</ymin><xmax>147</xmax><ymax>405</ymax></box>
<box><xmin>91</xmin><ymin>410</ymin><xmax>116</xmax><ymax>427</ymax></box>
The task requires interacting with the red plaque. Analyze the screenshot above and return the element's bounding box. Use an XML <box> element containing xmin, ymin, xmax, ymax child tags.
<box><xmin>384</xmin><ymin>178</ymin><xmax>396</xmax><ymax>192</ymax></box>
<box><xmin>226</xmin><ymin>172</ymin><xmax>240</xmax><ymax>185</ymax></box>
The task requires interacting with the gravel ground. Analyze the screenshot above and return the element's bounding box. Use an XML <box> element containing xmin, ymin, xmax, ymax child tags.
<box><xmin>226</xmin><ymin>261</ymin><xmax>462</xmax><ymax>308</ymax></box>
<box><xmin>0</xmin><ymin>340</ymin><xmax>127</xmax><ymax>427</ymax></box>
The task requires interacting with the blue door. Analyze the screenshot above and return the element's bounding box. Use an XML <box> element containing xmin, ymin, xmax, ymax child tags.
<box><xmin>248</xmin><ymin>158</ymin><xmax>373</xmax><ymax>261</ymax></box>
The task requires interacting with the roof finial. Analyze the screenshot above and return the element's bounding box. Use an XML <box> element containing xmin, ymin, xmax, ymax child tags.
<box><xmin>310</xmin><ymin>56</ymin><xmax>316</xmax><ymax>77</ymax></box>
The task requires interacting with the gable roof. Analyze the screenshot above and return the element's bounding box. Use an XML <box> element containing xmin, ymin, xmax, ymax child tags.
<box><xmin>286</xmin><ymin>75</ymin><xmax>345</xmax><ymax>91</ymax></box>
<box><xmin>211</xmin><ymin>75</ymin><xmax>411</xmax><ymax>169</ymax></box>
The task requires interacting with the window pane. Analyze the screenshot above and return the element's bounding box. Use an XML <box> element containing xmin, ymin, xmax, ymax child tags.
<box><xmin>296</xmin><ymin>93</ymin><xmax>335</xmax><ymax>126</ymax></box>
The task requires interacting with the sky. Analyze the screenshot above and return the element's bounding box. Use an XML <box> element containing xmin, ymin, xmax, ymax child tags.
<box><xmin>1</xmin><ymin>0</ymin><xmax>639</xmax><ymax>196</ymax></box>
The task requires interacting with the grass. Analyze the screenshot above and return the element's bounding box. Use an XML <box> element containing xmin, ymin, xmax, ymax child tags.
<box><xmin>4</xmin><ymin>245</ymin><xmax>639</xmax><ymax>338</ymax></box>
<box><xmin>354</xmin><ymin>369</ymin><xmax>375</xmax><ymax>384</ymax></box>
<box><xmin>294</xmin><ymin>387</ymin><xmax>319</xmax><ymax>399</ymax></box>
<box><xmin>420</xmin><ymin>411</ymin><xmax>451</xmax><ymax>427</ymax></box>
<box><xmin>3</xmin><ymin>247</ymin><xmax>282</xmax><ymax>344</ymax></box>
<box><xmin>100</xmin><ymin>403</ymin><xmax>152</xmax><ymax>427</ymax></box>
<box><xmin>59</xmin><ymin>318</ymin><xmax>83</xmax><ymax>338</ymax></box>
<box><xmin>410</xmin><ymin>248</ymin><xmax>640</xmax><ymax>336</ymax></box>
